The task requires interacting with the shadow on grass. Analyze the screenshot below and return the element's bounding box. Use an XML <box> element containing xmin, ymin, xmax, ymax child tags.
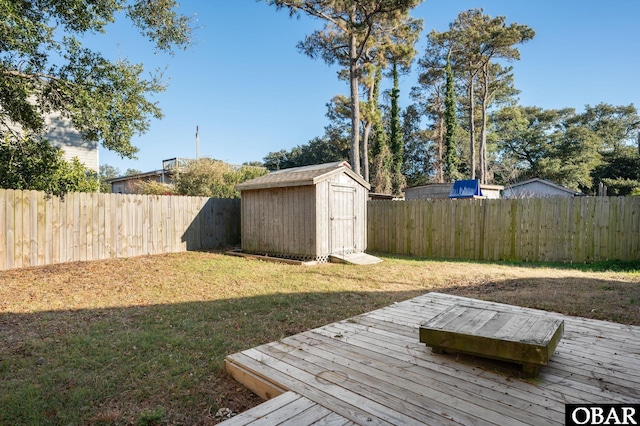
<box><xmin>1</xmin><ymin>274</ymin><xmax>638</xmax><ymax>425</ymax></box>
<box><xmin>0</xmin><ymin>289</ymin><xmax>426</xmax><ymax>426</ymax></box>
<box><xmin>437</xmin><ymin>276</ymin><xmax>640</xmax><ymax>325</ymax></box>
<box><xmin>368</xmin><ymin>251</ymin><xmax>640</xmax><ymax>273</ymax></box>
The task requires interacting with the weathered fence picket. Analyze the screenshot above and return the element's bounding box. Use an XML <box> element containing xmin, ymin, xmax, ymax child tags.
<box><xmin>0</xmin><ymin>190</ymin><xmax>240</xmax><ymax>271</ymax></box>
<box><xmin>1</xmin><ymin>190</ymin><xmax>638</xmax><ymax>271</ymax></box>
<box><xmin>368</xmin><ymin>197</ymin><xmax>640</xmax><ymax>263</ymax></box>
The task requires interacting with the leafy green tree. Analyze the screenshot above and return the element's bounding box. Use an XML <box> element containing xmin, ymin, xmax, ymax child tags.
<box><xmin>567</xmin><ymin>103</ymin><xmax>640</xmax><ymax>153</ymax></box>
<box><xmin>591</xmin><ymin>147</ymin><xmax>640</xmax><ymax>195</ymax></box>
<box><xmin>492</xmin><ymin>106</ymin><xmax>574</xmax><ymax>180</ymax></box>
<box><xmin>493</xmin><ymin>105</ymin><xmax>600</xmax><ymax>190</ymax></box>
<box><xmin>99</xmin><ymin>164</ymin><xmax>121</xmax><ymax>192</ymax></box>
<box><xmin>539</xmin><ymin>125</ymin><xmax>602</xmax><ymax>192</ymax></box>
<box><xmin>359</xmin><ymin>66</ymin><xmax>379</xmax><ymax>182</ymax></box>
<box><xmin>401</xmin><ymin>104</ymin><xmax>433</xmax><ymax>187</ymax></box>
<box><xmin>174</xmin><ymin>159</ymin><xmax>267</xmax><ymax>198</ymax></box>
<box><xmin>263</xmin><ymin>135</ymin><xmax>349</xmax><ymax>171</ymax></box>
<box><xmin>477</xmin><ymin>62</ymin><xmax>520</xmax><ymax>183</ymax></box>
<box><xmin>125</xmin><ymin>168</ymin><xmax>143</xmax><ymax>176</ymax></box>
<box><xmin>493</xmin><ymin>104</ymin><xmax>640</xmax><ymax>193</ymax></box>
<box><xmin>1</xmin><ymin>0</ymin><xmax>192</xmax><ymax>160</ymax></box>
<box><xmin>0</xmin><ymin>135</ymin><xmax>98</xmax><ymax>195</ymax></box>
<box><xmin>371</xmin><ymin>141</ymin><xmax>393</xmax><ymax>194</ymax></box>
<box><xmin>55</xmin><ymin>158</ymin><xmax>100</xmax><ymax>194</ymax></box>
<box><xmin>264</xmin><ymin>0</ymin><xmax>423</xmax><ymax>177</ymax></box>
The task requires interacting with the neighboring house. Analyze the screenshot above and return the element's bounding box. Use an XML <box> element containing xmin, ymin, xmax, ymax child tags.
<box><xmin>368</xmin><ymin>193</ymin><xmax>397</xmax><ymax>201</ymax></box>
<box><xmin>106</xmin><ymin>158</ymin><xmax>189</xmax><ymax>194</ymax></box>
<box><xmin>5</xmin><ymin>109</ymin><xmax>99</xmax><ymax>172</ymax></box>
<box><xmin>502</xmin><ymin>178</ymin><xmax>583</xmax><ymax>199</ymax></box>
<box><xmin>107</xmin><ymin>169</ymin><xmax>174</xmax><ymax>194</ymax></box>
<box><xmin>405</xmin><ymin>182</ymin><xmax>503</xmax><ymax>200</ymax></box>
<box><xmin>43</xmin><ymin>111</ymin><xmax>99</xmax><ymax>171</ymax></box>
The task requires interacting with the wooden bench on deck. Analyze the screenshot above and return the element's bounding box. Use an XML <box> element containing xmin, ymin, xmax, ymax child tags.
<box><xmin>419</xmin><ymin>304</ymin><xmax>564</xmax><ymax>378</ymax></box>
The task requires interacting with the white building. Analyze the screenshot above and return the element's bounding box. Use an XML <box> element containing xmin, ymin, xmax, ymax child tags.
<box><xmin>502</xmin><ymin>178</ymin><xmax>583</xmax><ymax>198</ymax></box>
<box><xmin>43</xmin><ymin>111</ymin><xmax>98</xmax><ymax>171</ymax></box>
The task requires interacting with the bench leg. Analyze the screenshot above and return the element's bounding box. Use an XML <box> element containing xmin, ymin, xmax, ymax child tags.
<box><xmin>522</xmin><ymin>363</ymin><xmax>540</xmax><ymax>378</ymax></box>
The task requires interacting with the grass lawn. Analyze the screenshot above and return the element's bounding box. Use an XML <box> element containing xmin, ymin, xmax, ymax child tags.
<box><xmin>1</xmin><ymin>251</ymin><xmax>639</xmax><ymax>425</ymax></box>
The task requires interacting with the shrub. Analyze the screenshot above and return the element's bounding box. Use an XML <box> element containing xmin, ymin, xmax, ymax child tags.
<box><xmin>174</xmin><ymin>158</ymin><xmax>267</xmax><ymax>198</ymax></box>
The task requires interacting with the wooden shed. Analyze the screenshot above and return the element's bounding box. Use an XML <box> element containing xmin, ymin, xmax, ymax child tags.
<box><xmin>405</xmin><ymin>182</ymin><xmax>503</xmax><ymax>200</ymax></box>
<box><xmin>236</xmin><ymin>161</ymin><xmax>371</xmax><ymax>263</ymax></box>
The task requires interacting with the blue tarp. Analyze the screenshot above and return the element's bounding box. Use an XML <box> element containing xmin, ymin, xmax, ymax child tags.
<box><xmin>449</xmin><ymin>180</ymin><xmax>482</xmax><ymax>198</ymax></box>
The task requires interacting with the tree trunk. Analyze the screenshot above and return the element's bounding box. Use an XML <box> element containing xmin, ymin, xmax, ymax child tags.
<box><xmin>437</xmin><ymin>98</ymin><xmax>444</xmax><ymax>183</ymax></box>
<box><xmin>361</xmin><ymin>81</ymin><xmax>375</xmax><ymax>183</ymax></box>
<box><xmin>349</xmin><ymin>29</ymin><xmax>361</xmax><ymax>176</ymax></box>
<box><xmin>479</xmin><ymin>64</ymin><xmax>489</xmax><ymax>184</ymax></box>
<box><xmin>468</xmin><ymin>72</ymin><xmax>476</xmax><ymax>181</ymax></box>
<box><xmin>362</xmin><ymin>121</ymin><xmax>371</xmax><ymax>182</ymax></box>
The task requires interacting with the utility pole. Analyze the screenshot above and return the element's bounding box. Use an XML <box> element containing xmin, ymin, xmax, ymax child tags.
<box><xmin>196</xmin><ymin>125</ymin><xmax>200</xmax><ymax>160</ymax></box>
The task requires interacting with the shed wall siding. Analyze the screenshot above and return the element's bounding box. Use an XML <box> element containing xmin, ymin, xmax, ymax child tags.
<box><xmin>241</xmin><ymin>186</ymin><xmax>317</xmax><ymax>258</ymax></box>
<box><xmin>405</xmin><ymin>184</ymin><xmax>453</xmax><ymax>200</ymax></box>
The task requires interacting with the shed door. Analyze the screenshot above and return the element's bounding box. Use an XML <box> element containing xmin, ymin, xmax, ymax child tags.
<box><xmin>330</xmin><ymin>184</ymin><xmax>356</xmax><ymax>255</ymax></box>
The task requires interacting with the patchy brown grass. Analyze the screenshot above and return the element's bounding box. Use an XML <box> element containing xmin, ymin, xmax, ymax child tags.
<box><xmin>0</xmin><ymin>252</ymin><xmax>638</xmax><ymax>425</ymax></box>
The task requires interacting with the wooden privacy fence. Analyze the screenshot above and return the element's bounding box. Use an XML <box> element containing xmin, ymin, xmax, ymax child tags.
<box><xmin>2</xmin><ymin>190</ymin><xmax>637</xmax><ymax>270</ymax></box>
<box><xmin>0</xmin><ymin>189</ymin><xmax>240</xmax><ymax>271</ymax></box>
<box><xmin>368</xmin><ymin>197</ymin><xmax>640</xmax><ymax>263</ymax></box>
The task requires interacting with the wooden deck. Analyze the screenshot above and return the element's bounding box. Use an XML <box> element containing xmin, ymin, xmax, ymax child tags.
<box><xmin>223</xmin><ymin>292</ymin><xmax>640</xmax><ymax>425</ymax></box>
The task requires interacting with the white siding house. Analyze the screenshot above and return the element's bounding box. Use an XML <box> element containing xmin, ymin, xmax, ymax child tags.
<box><xmin>43</xmin><ymin>112</ymin><xmax>98</xmax><ymax>171</ymax></box>
<box><xmin>502</xmin><ymin>178</ymin><xmax>583</xmax><ymax>198</ymax></box>
<box><xmin>5</xmin><ymin>108</ymin><xmax>99</xmax><ymax>172</ymax></box>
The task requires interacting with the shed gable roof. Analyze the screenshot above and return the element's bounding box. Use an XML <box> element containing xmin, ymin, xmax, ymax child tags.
<box><xmin>236</xmin><ymin>161</ymin><xmax>370</xmax><ymax>191</ymax></box>
<box><xmin>503</xmin><ymin>178</ymin><xmax>580</xmax><ymax>195</ymax></box>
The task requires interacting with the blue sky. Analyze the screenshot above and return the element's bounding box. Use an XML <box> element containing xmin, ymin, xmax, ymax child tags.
<box><xmin>98</xmin><ymin>0</ymin><xmax>640</xmax><ymax>175</ymax></box>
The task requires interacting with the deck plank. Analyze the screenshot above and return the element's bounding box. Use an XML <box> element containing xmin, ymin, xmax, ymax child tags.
<box><xmin>224</xmin><ymin>292</ymin><xmax>640</xmax><ymax>425</ymax></box>
<box><xmin>269</xmin><ymin>334</ymin><xmax>544</xmax><ymax>426</ymax></box>
<box><xmin>261</xmin><ymin>339</ymin><xmax>495</xmax><ymax>426</ymax></box>
<box><xmin>219</xmin><ymin>391</ymin><xmax>302</xmax><ymax>425</ymax></box>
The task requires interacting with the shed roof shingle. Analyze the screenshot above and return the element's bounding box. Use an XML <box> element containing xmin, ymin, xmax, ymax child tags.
<box><xmin>236</xmin><ymin>161</ymin><xmax>370</xmax><ymax>191</ymax></box>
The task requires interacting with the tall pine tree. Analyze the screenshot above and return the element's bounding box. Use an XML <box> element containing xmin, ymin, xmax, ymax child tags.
<box><xmin>443</xmin><ymin>53</ymin><xmax>459</xmax><ymax>182</ymax></box>
<box><xmin>389</xmin><ymin>62</ymin><xmax>406</xmax><ymax>195</ymax></box>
